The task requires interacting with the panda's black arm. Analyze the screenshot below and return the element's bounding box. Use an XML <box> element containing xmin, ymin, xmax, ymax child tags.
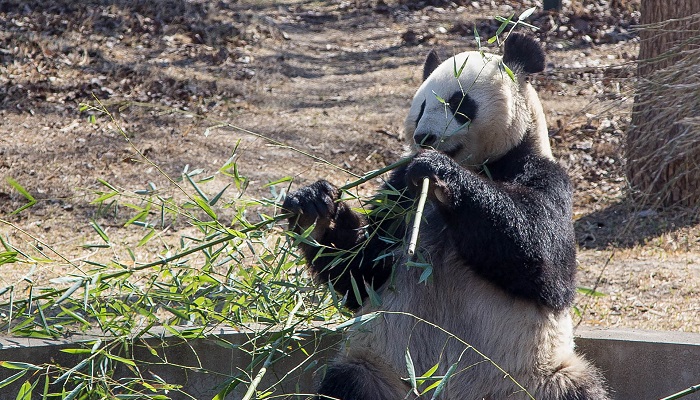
<box><xmin>284</xmin><ymin>171</ymin><xmax>412</xmax><ymax>310</ymax></box>
<box><xmin>406</xmin><ymin>150</ymin><xmax>577</xmax><ymax>310</ymax></box>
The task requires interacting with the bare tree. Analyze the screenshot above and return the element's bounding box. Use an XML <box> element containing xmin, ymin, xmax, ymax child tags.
<box><xmin>626</xmin><ymin>0</ymin><xmax>700</xmax><ymax>207</ymax></box>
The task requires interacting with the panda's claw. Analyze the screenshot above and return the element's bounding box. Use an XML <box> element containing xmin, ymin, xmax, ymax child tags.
<box><xmin>406</xmin><ymin>150</ymin><xmax>457</xmax><ymax>206</ymax></box>
<box><xmin>282</xmin><ymin>180</ymin><xmax>340</xmax><ymax>233</ymax></box>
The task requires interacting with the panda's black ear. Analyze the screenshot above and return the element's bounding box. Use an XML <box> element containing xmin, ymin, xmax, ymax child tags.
<box><xmin>502</xmin><ymin>33</ymin><xmax>545</xmax><ymax>74</ymax></box>
<box><xmin>423</xmin><ymin>49</ymin><xmax>441</xmax><ymax>81</ymax></box>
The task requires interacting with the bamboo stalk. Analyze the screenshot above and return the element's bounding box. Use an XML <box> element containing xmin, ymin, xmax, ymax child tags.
<box><xmin>408</xmin><ymin>177</ymin><xmax>430</xmax><ymax>256</ymax></box>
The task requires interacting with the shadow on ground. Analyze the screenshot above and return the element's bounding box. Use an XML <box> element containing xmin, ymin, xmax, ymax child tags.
<box><xmin>575</xmin><ymin>197</ymin><xmax>699</xmax><ymax>250</ymax></box>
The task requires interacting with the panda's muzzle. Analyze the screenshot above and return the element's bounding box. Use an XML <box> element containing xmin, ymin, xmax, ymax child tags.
<box><xmin>414</xmin><ymin>133</ymin><xmax>462</xmax><ymax>158</ymax></box>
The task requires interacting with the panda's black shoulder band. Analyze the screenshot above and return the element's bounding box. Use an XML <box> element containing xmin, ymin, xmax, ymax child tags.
<box><xmin>502</xmin><ymin>33</ymin><xmax>545</xmax><ymax>74</ymax></box>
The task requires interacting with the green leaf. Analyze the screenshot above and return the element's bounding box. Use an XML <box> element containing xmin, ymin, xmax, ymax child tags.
<box><xmin>577</xmin><ymin>287</ymin><xmax>606</xmax><ymax>297</ymax></box>
<box><xmin>89</xmin><ymin>220</ymin><xmax>110</xmax><ymax>244</ymax></box>
<box><xmin>96</xmin><ymin>178</ymin><xmax>118</xmax><ymax>192</ymax></box>
<box><xmin>6</xmin><ymin>178</ymin><xmax>36</xmax><ymax>215</ymax></box>
<box><xmin>0</xmin><ymin>370</ymin><xmax>26</xmax><ymax>389</ymax></box>
<box><xmin>137</xmin><ymin>228</ymin><xmax>156</xmax><ymax>247</ymax></box>
<box><xmin>473</xmin><ymin>25</ymin><xmax>482</xmax><ymax>50</ymax></box>
<box><xmin>364</xmin><ymin>281</ymin><xmax>382</xmax><ymax>307</ymax></box>
<box><xmin>54</xmin><ymin>358</ymin><xmax>90</xmax><ymax>384</ymax></box>
<box><xmin>334</xmin><ymin>312</ymin><xmax>380</xmax><ymax>331</ymax></box>
<box><xmin>90</xmin><ymin>191</ymin><xmax>119</xmax><ymax>204</ymax></box>
<box><xmin>263</xmin><ymin>176</ymin><xmax>293</xmax><ymax>187</ymax></box>
<box><xmin>0</xmin><ymin>362</ymin><xmax>42</xmax><ymax>371</ymax></box>
<box><xmin>406</xmin><ymin>348</ymin><xmax>418</xmax><ymax>395</ymax></box>
<box><xmin>60</xmin><ymin>349</ymin><xmax>93</xmax><ymax>355</ymax></box>
<box><xmin>431</xmin><ymin>90</ymin><xmax>446</xmax><ymax>105</ymax></box>
<box><xmin>15</xmin><ymin>380</ymin><xmax>33</xmax><ymax>400</ymax></box>
<box><xmin>0</xmin><ymin>251</ymin><xmax>19</xmax><ymax>266</ymax></box>
<box><xmin>209</xmin><ymin>184</ymin><xmax>230</xmax><ymax>206</ymax></box>
<box><xmin>417</xmin><ymin>362</ymin><xmax>440</xmax><ymax>386</ymax></box>
<box><xmin>430</xmin><ymin>362</ymin><xmax>458</xmax><ymax>400</ymax></box>
<box><xmin>212</xmin><ymin>378</ymin><xmax>240</xmax><ymax>400</ymax></box>
<box><xmin>349</xmin><ymin>274</ymin><xmax>363</xmax><ymax>309</ymax></box>
<box><xmin>194</xmin><ymin>196</ymin><xmax>217</xmax><ymax>220</ymax></box>
<box><xmin>453</xmin><ymin>54</ymin><xmax>469</xmax><ymax>78</ymax></box>
<box><xmin>53</xmin><ymin>278</ymin><xmax>85</xmax><ymax>305</ymax></box>
<box><xmin>502</xmin><ymin>62</ymin><xmax>516</xmax><ymax>82</ymax></box>
<box><xmin>104</xmin><ymin>353</ymin><xmax>137</xmax><ymax>367</ymax></box>
<box><xmin>489</xmin><ymin>14</ymin><xmax>513</xmax><ymax>43</ymax></box>
<box><xmin>62</xmin><ymin>382</ymin><xmax>85</xmax><ymax>400</ymax></box>
<box><xmin>185</xmin><ymin>173</ymin><xmax>210</xmax><ymax>203</ymax></box>
<box><xmin>418</xmin><ymin>264</ymin><xmax>433</xmax><ymax>284</ymax></box>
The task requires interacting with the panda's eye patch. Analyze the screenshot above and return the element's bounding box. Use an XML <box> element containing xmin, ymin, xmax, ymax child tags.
<box><xmin>416</xmin><ymin>100</ymin><xmax>426</xmax><ymax>125</ymax></box>
<box><xmin>448</xmin><ymin>92</ymin><xmax>478</xmax><ymax>125</ymax></box>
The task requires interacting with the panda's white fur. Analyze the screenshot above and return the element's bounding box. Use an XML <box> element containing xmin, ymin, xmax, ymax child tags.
<box><xmin>405</xmin><ymin>50</ymin><xmax>553</xmax><ymax>165</ymax></box>
<box><xmin>341</xmin><ymin>247</ymin><xmax>597</xmax><ymax>399</ymax></box>
<box><xmin>283</xmin><ymin>33</ymin><xmax>609</xmax><ymax>400</ymax></box>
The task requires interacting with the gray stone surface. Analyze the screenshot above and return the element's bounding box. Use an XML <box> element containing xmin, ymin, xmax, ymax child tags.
<box><xmin>1</xmin><ymin>327</ymin><xmax>698</xmax><ymax>399</ymax></box>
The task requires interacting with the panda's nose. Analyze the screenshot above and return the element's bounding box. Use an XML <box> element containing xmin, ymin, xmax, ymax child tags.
<box><xmin>414</xmin><ymin>132</ymin><xmax>437</xmax><ymax>147</ymax></box>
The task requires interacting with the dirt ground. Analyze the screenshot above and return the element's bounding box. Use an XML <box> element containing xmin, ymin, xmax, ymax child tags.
<box><xmin>1</xmin><ymin>0</ymin><xmax>698</xmax><ymax>332</ymax></box>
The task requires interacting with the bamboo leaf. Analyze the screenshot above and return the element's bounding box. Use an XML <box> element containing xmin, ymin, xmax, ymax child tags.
<box><xmin>334</xmin><ymin>312</ymin><xmax>379</xmax><ymax>331</ymax></box>
<box><xmin>349</xmin><ymin>274</ymin><xmax>363</xmax><ymax>309</ymax></box>
<box><xmin>53</xmin><ymin>278</ymin><xmax>85</xmax><ymax>305</ymax></box>
<box><xmin>62</xmin><ymin>382</ymin><xmax>85</xmax><ymax>400</ymax></box>
<box><xmin>453</xmin><ymin>55</ymin><xmax>470</xmax><ymax>78</ymax></box>
<box><xmin>137</xmin><ymin>228</ymin><xmax>156</xmax><ymax>247</ymax></box>
<box><xmin>14</xmin><ymin>380</ymin><xmax>33</xmax><ymax>400</ymax></box>
<box><xmin>0</xmin><ymin>371</ymin><xmax>26</xmax><ymax>389</ymax></box>
<box><xmin>473</xmin><ymin>25</ymin><xmax>482</xmax><ymax>50</ymax></box>
<box><xmin>418</xmin><ymin>263</ymin><xmax>433</xmax><ymax>284</ymax></box>
<box><xmin>489</xmin><ymin>14</ymin><xmax>513</xmax><ymax>43</ymax></box>
<box><xmin>6</xmin><ymin>178</ymin><xmax>36</xmax><ymax>215</ymax></box>
<box><xmin>89</xmin><ymin>220</ymin><xmax>110</xmax><ymax>244</ymax></box>
<box><xmin>54</xmin><ymin>358</ymin><xmax>90</xmax><ymax>384</ymax></box>
<box><xmin>194</xmin><ymin>196</ymin><xmax>217</xmax><ymax>220</ymax></box>
<box><xmin>185</xmin><ymin>173</ymin><xmax>210</xmax><ymax>203</ymax></box>
<box><xmin>105</xmin><ymin>353</ymin><xmax>137</xmax><ymax>367</ymax></box>
<box><xmin>406</xmin><ymin>348</ymin><xmax>418</xmax><ymax>395</ymax></box>
<box><xmin>431</xmin><ymin>90</ymin><xmax>446</xmax><ymax>105</ymax></box>
<box><xmin>209</xmin><ymin>184</ymin><xmax>230</xmax><ymax>206</ymax></box>
<box><xmin>364</xmin><ymin>281</ymin><xmax>382</xmax><ymax>307</ymax></box>
<box><xmin>577</xmin><ymin>287</ymin><xmax>606</xmax><ymax>297</ymax></box>
<box><xmin>0</xmin><ymin>362</ymin><xmax>42</xmax><ymax>371</ymax></box>
<box><xmin>502</xmin><ymin>62</ymin><xmax>516</xmax><ymax>82</ymax></box>
<box><xmin>417</xmin><ymin>362</ymin><xmax>440</xmax><ymax>386</ymax></box>
<box><xmin>0</xmin><ymin>251</ymin><xmax>19</xmax><ymax>266</ymax></box>
<box><xmin>518</xmin><ymin>6</ymin><xmax>536</xmax><ymax>21</ymax></box>
<box><xmin>430</xmin><ymin>362</ymin><xmax>458</xmax><ymax>400</ymax></box>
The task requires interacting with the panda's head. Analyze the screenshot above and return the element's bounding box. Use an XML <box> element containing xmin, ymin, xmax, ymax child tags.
<box><xmin>404</xmin><ymin>33</ymin><xmax>552</xmax><ymax>166</ymax></box>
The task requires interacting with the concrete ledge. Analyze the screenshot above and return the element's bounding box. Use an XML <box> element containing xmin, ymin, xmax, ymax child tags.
<box><xmin>575</xmin><ymin>327</ymin><xmax>700</xmax><ymax>400</ymax></box>
<box><xmin>1</xmin><ymin>327</ymin><xmax>699</xmax><ymax>399</ymax></box>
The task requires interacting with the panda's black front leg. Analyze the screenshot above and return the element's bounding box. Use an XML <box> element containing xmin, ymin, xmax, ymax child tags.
<box><xmin>405</xmin><ymin>150</ymin><xmax>577</xmax><ymax>310</ymax></box>
<box><xmin>283</xmin><ymin>180</ymin><xmax>394</xmax><ymax>310</ymax></box>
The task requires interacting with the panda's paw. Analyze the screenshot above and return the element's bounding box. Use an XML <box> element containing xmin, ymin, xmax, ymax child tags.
<box><xmin>282</xmin><ymin>180</ymin><xmax>339</xmax><ymax>236</ymax></box>
<box><xmin>406</xmin><ymin>150</ymin><xmax>457</xmax><ymax>206</ymax></box>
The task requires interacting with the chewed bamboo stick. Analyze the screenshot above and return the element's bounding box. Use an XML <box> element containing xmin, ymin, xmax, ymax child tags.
<box><xmin>408</xmin><ymin>177</ymin><xmax>430</xmax><ymax>256</ymax></box>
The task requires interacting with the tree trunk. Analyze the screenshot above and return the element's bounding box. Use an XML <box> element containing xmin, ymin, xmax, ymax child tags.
<box><xmin>626</xmin><ymin>0</ymin><xmax>700</xmax><ymax>207</ymax></box>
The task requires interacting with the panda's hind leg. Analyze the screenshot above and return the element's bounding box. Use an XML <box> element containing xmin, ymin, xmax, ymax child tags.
<box><xmin>316</xmin><ymin>353</ymin><xmax>409</xmax><ymax>400</ymax></box>
<box><xmin>542</xmin><ymin>354</ymin><xmax>611</xmax><ymax>400</ymax></box>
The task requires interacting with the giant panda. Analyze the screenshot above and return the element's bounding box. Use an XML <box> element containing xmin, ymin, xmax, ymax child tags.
<box><xmin>282</xmin><ymin>33</ymin><xmax>610</xmax><ymax>400</ymax></box>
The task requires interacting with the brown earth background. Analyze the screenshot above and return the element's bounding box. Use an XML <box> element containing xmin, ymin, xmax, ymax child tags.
<box><xmin>0</xmin><ymin>0</ymin><xmax>698</xmax><ymax>332</ymax></box>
